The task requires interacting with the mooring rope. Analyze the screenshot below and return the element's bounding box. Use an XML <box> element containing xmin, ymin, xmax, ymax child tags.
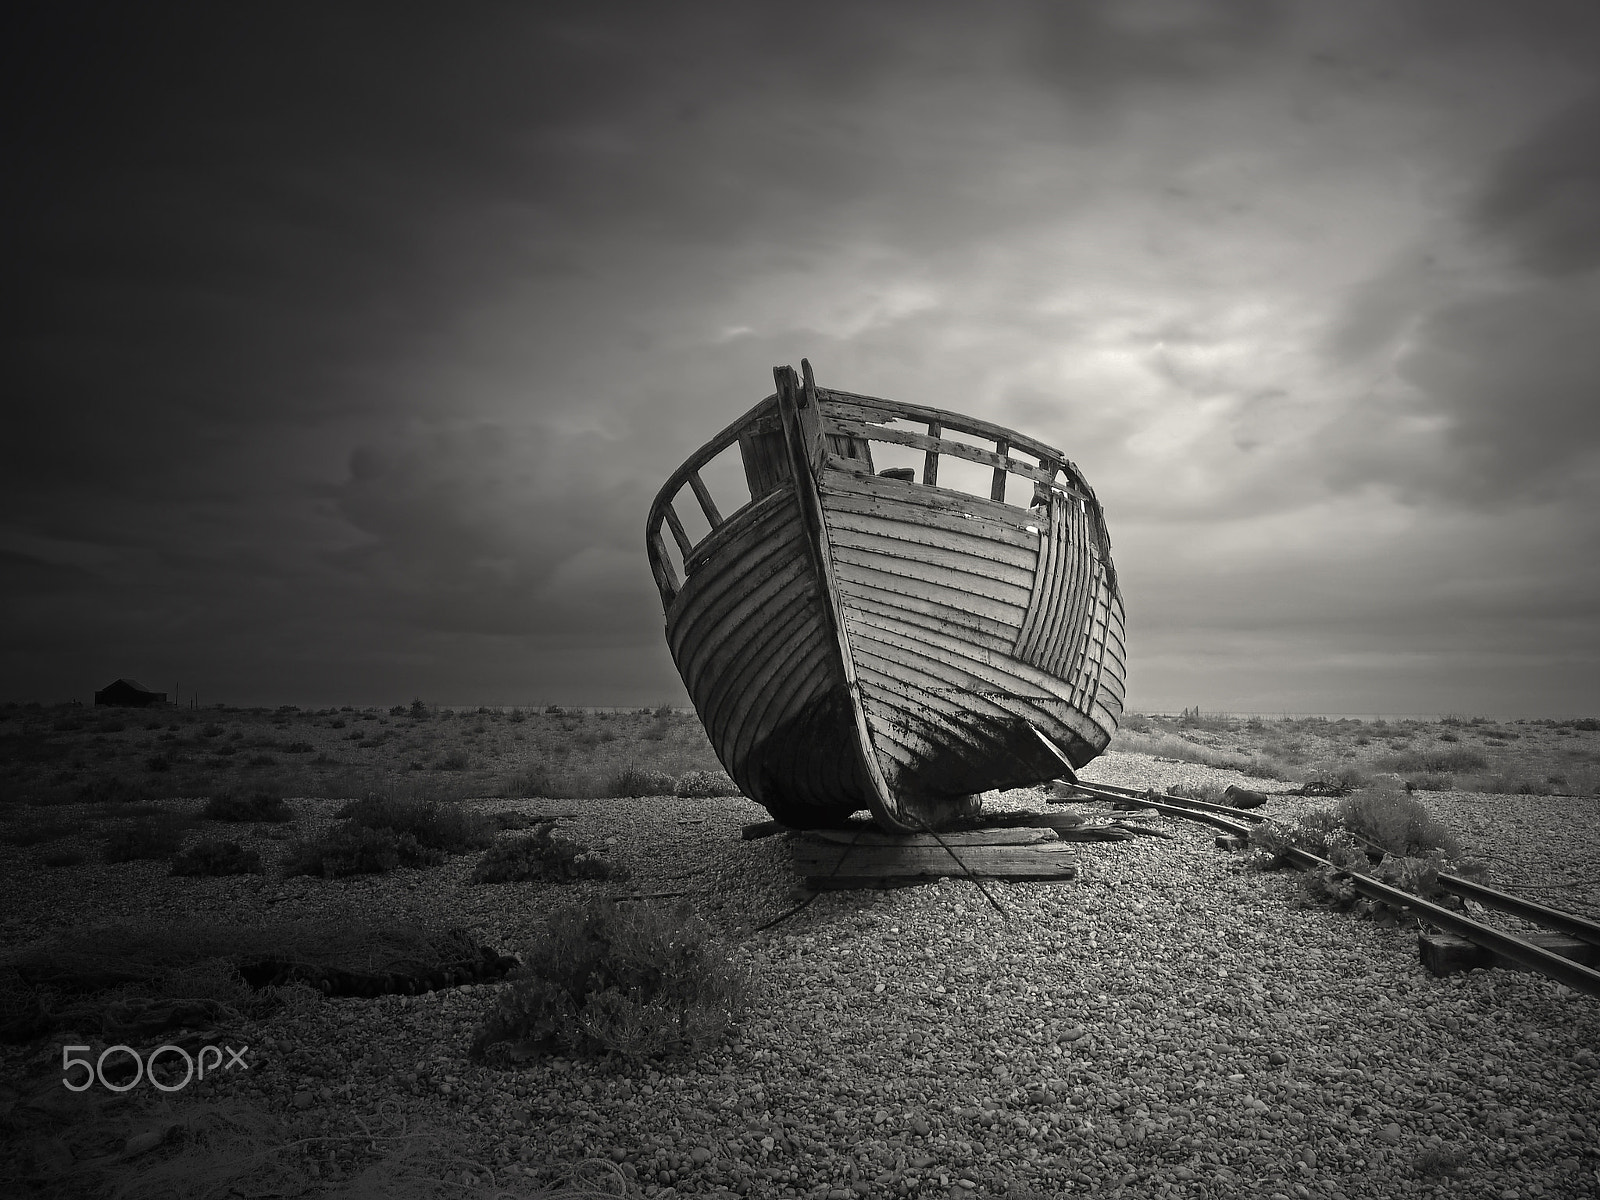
<box><xmin>913</xmin><ymin>815</ymin><xmax>1010</xmax><ymax>922</ymax></box>
<box><xmin>751</xmin><ymin>823</ymin><xmax>866</xmax><ymax>934</ymax></box>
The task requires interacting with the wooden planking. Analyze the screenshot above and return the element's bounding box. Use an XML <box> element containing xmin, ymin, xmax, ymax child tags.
<box><xmin>849</xmin><ymin>652</ymin><xmax>1095</xmax><ymax>769</ymax></box>
<box><xmin>1013</xmin><ymin>491</ymin><xmax>1066</xmax><ymax>667</ymax></box>
<box><xmin>672</xmin><ymin>523</ymin><xmax>808</xmax><ymax>669</ymax></box>
<box><xmin>837</xmin><ymin>587</ymin><xmax>1020</xmax><ymax>657</ymax></box>
<box><xmin>1038</xmin><ymin>495</ymin><xmax>1088</xmax><ymax>682</ymax></box>
<box><xmin>669</xmin><ymin>487</ymin><xmax>803</xmax><ymax>639</ymax></box>
<box><xmin>835</xmin><ymin>564</ymin><xmax>1024</xmax><ymax>638</ymax></box>
<box><xmin>722</xmin><ymin>628</ymin><xmax>836</xmax><ymax>780</ymax></box>
<box><xmin>705</xmin><ymin>604</ymin><xmax>828</xmax><ymax>759</ymax></box>
<box><xmin>850</xmin><ymin>656</ymin><xmax>1108</xmax><ymax>779</ymax></box>
<box><xmin>831</xmin><ymin>548</ymin><xmax>1031</xmax><ymax>628</ymax></box>
<box><xmin>738</xmin><ymin>428</ymin><xmax>790</xmax><ymax>499</ymax></box>
<box><xmin>745</xmin><ymin>687</ymin><xmax>863</xmax><ymax>817</ymax></box>
<box><xmin>850</xmin><ymin>634</ymin><xmax>1052</xmax><ymax>714</ymax></box>
<box><xmin>663</xmin><ymin>473</ymin><xmax>840</xmax><ymax>808</ymax></box>
<box><xmin>677</xmin><ymin>550</ymin><xmax>813</xmax><ymax>699</ymax></box>
<box><xmin>1082</xmin><ymin>581</ymin><xmax>1116</xmax><ymax>717</ymax></box>
<box><xmin>818</xmin><ymin>467</ymin><xmax>1043</xmax><ymax>536</ymax></box>
<box><xmin>805</xmin><ymin>827</ymin><xmax>1060</xmax><ymax>847</ymax></box>
<box><xmin>821</xmin><ymin>486</ymin><xmax>1040</xmax><ymax>553</ymax></box>
<box><xmin>648</xmin><ymin>394</ymin><xmax>780</xmax><ymax>606</ymax></box>
<box><xmin>684</xmin><ymin>486</ymin><xmax>791</xmax><ymax>576</ymax></box>
<box><xmin>826</xmin><ymin>523</ymin><xmax>1036</xmax><ymax>594</ymax></box>
<box><xmin>1051</xmin><ymin>499</ymin><xmax>1098</xmax><ymax>685</ymax></box>
<box><xmin>831</xmin><ymin>545</ymin><xmax>1034</xmax><ymax>611</ymax></box>
<box><xmin>793</xmin><ymin>840</ymin><xmax>1080</xmax><ymax>885</ymax></box>
<box><xmin>824</xmin><ymin>511</ymin><xmax>1037</xmax><ymax>583</ymax></box>
<box><xmin>846</xmin><ymin>607</ymin><xmax>1061</xmax><ymax>700</ymax></box>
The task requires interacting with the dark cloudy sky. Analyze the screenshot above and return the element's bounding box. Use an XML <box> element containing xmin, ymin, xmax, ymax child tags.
<box><xmin>5</xmin><ymin>1</ymin><xmax>1600</xmax><ymax>716</ymax></box>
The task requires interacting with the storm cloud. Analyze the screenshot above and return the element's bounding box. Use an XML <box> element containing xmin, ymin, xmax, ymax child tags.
<box><xmin>3</xmin><ymin>0</ymin><xmax>1599</xmax><ymax>714</ymax></box>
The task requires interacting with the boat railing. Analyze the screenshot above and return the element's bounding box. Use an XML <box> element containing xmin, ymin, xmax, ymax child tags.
<box><xmin>646</xmin><ymin>395</ymin><xmax>775</xmax><ymax>607</ymax></box>
<box><xmin>647</xmin><ymin>378</ymin><xmax>1118</xmax><ymax>611</ymax></box>
<box><xmin>819</xmin><ymin>389</ymin><xmax>1100</xmax><ymax>509</ymax></box>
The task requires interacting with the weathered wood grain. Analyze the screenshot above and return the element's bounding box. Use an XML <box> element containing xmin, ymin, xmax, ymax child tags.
<box><xmin>804</xmin><ymin>827</ymin><xmax>1060</xmax><ymax>847</ymax></box>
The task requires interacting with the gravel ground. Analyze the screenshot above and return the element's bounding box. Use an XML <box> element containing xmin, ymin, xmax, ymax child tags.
<box><xmin>2</xmin><ymin>751</ymin><xmax>1599</xmax><ymax>1200</ymax></box>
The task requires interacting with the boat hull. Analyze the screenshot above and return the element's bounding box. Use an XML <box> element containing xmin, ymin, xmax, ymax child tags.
<box><xmin>647</xmin><ymin>363</ymin><xmax>1126</xmax><ymax>831</ymax></box>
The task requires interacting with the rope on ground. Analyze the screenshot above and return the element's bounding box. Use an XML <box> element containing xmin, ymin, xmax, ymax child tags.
<box><xmin>749</xmin><ymin>825</ymin><xmax>866</xmax><ymax>935</ymax></box>
<box><xmin>913</xmin><ymin>816</ymin><xmax>1010</xmax><ymax>922</ymax></box>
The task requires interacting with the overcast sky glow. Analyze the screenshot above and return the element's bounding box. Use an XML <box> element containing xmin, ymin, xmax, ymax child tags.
<box><xmin>5</xmin><ymin>1</ymin><xmax>1600</xmax><ymax>716</ymax></box>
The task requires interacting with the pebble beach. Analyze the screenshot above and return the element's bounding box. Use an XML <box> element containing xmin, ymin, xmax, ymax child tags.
<box><xmin>3</xmin><ymin>751</ymin><xmax>1599</xmax><ymax>1200</ymax></box>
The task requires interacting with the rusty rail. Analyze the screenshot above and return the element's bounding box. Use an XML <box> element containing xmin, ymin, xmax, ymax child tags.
<box><xmin>1059</xmin><ymin>778</ymin><xmax>1600</xmax><ymax>999</ymax></box>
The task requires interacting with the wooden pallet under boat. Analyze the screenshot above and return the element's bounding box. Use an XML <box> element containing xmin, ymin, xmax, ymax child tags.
<box><xmin>646</xmin><ymin>359</ymin><xmax>1126</xmax><ymax>833</ymax></box>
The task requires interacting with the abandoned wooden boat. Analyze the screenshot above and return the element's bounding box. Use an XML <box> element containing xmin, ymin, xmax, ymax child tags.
<box><xmin>646</xmin><ymin>360</ymin><xmax>1126</xmax><ymax>833</ymax></box>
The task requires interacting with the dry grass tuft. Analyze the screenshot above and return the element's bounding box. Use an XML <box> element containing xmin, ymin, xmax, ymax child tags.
<box><xmin>472</xmin><ymin>899</ymin><xmax>750</xmax><ymax>1065</ymax></box>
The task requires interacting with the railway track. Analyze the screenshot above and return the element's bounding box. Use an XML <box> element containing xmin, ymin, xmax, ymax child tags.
<box><xmin>1054</xmin><ymin>779</ymin><xmax>1600</xmax><ymax>1000</ymax></box>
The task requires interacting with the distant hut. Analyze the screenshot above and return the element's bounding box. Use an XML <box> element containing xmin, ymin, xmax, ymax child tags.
<box><xmin>94</xmin><ymin>679</ymin><xmax>168</xmax><ymax>707</ymax></box>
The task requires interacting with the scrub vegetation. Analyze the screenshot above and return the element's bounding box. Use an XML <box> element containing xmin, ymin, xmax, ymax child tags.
<box><xmin>1113</xmin><ymin>710</ymin><xmax>1600</xmax><ymax>797</ymax></box>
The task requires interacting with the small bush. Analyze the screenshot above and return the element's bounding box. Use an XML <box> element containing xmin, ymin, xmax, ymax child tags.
<box><xmin>171</xmin><ymin>839</ymin><xmax>264</xmax><ymax>876</ymax></box>
<box><xmin>73</xmin><ymin>776</ymin><xmax>159</xmax><ymax>806</ymax></box>
<box><xmin>471</xmin><ymin>823</ymin><xmax>626</xmax><ymax>884</ymax></box>
<box><xmin>104</xmin><ymin>815</ymin><xmax>191</xmax><ymax>863</ymax></box>
<box><xmin>496</xmin><ymin>766</ymin><xmax>558</xmax><ymax>799</ymax></box>
<box><xmin>245</xmin><ymin>754</ymin><xmax>277</xmax><ymax>767</ymax></box>
<box><xmin>674</xmin><ymin>770</ymin><xmax>743</xmax><ymax>799</ymax></box>
<box><xmin>334</xmin><ymin>794</ymin><xmax>495</xmax><ymax>854</ymax></box>
<box><xmin>1336</xmin><ymin>784</ymin><xmax>1462</xmax><ymax>859</ymax></box>
<box><xmin>609</xmin><ymin>767</ymin><xmax>677</xmax><ymax>797</ymax></box>
<box><xmin>39</xmin><ymin>847</ymin><xmax>86</xmax><ymax>869</ymax></box>
<box><xmin>202</xmin><ymin>790</ymin><xmax>294</xmax><ymax>823</ymax></box>
<box><xmin>470</xmin><ymin>899</ymin><xmax>749</xmax><ymax>1064</ymax></box>
<box><xmin>1250</xmin><ymin>810</ymin><xmax>1347</xmax><ymax>864</ymax></box>
<box><xmin>283</xmin><ymin>823</ymin><xmax>409</xmax><ymax>877</ymax></box>
<box><xmin>1375</xmin><ymin>747</ymin><xmax>1488</xmax><ymax>774</ymax></box>
<box><xmin>436</xmin><ymin>749</ymin><xmax>471</xmax><ymax>771</ymax></box>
